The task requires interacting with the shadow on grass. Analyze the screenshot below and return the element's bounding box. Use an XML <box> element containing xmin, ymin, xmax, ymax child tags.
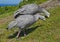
<box><xmin>8</xmin><ymin>25</ymin><xmax>43</xmax><ymax>39</ymax></box>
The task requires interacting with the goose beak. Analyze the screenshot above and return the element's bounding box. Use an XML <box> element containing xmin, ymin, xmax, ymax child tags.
<box><xmin>45</xmin><ymin>15</ymin><xmax>50</xmax><ymax>18</ymax></box>
<box><xmin>43</xmin><ymin>19</ymin><xmax>46</xmax><ymax>21</ymax></box>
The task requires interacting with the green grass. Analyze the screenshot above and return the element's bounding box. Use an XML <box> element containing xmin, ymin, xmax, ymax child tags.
<box><xmin>0</xmin><ymin>6</ymin><xmax>60</xmax><ymax>42</ymax></box>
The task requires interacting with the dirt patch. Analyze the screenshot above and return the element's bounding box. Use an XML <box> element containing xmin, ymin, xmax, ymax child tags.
<box><xmin>39</xmin><ymin>0</ymin><xmax>60</xmax><ymax>9</ymax></box>
<box><xmin>0</xmin><ymin>15</ymin><xmax>13</xmax><ymax>25</ymax></box>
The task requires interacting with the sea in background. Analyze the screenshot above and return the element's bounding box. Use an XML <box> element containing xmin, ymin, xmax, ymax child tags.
<box><xmin>0</xmin><ymin>0</ymin><xmax>23</xmax><ymax>6</ymax></box>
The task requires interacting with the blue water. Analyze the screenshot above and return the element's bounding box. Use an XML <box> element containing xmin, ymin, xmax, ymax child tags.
<box><xmin>0</xmin><ymin>0</ymin><xmax>23</xmax><ymax>6</ymax></box>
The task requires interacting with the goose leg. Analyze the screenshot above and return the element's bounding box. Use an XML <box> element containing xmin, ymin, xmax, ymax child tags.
<box><xmin>16</xmin><ymin>29</ymin><xmax>21</xmax><ymax>38</ymax></box>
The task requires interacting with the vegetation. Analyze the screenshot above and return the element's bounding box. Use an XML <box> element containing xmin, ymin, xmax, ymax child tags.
<box><xmin>0</xmin><ymin>0</ymin><xmax>47</xmax><ymax>15</ymax></box>
<box><xmin>0</xmin><ymin>0</ymin><xmax>60</xmax><ymax>42</ymax></box>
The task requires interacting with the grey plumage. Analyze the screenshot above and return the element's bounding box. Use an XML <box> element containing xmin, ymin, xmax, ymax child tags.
<box><xmin>8</xmin><ymin>14</ymin><xmax>45</xmax><ymax>29</ymax></box>
<box><xmin>14</xmin><ymin>4</ymin><xmax>50</xmax><ymax>18</ymax></box>
<box><xmin>7</xmin><ymin>13</ymin><xmax>45</xmax><ymax>38</ymax></box>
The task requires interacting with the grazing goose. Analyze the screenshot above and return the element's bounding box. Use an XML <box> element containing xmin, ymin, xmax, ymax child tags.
<box><xmin>14</xmin><ymin>4</ymin><xmax>50</xmax><ymax>18</ymax></box>
<box><xmin>7</xmin><ymin>13</ymin><xmax>46</xmax><ymax>38</ymax></box>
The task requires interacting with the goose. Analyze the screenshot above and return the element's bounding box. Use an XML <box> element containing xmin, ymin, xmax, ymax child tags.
<box><xmin>14</xmin><ymin>4</ymin><xmax>50</xmax><ymax>18</ymax></box>
<box><xmin>7</xmin><ymin>13</ymin><xmax>46</xmax><ymax>38</ymax></box>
